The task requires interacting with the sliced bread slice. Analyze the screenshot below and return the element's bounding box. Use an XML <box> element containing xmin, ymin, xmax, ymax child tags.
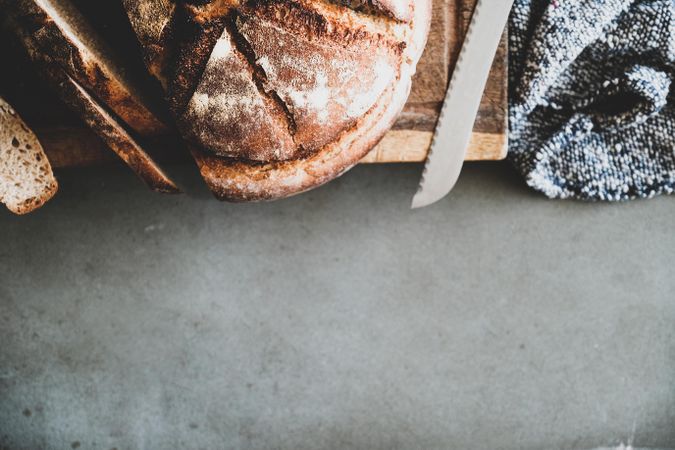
<box><xmin>9</xmin><ymin>0</ymin><xmax>168</xmax><ymax>136</ymax></box>
<box><xmin>43</xmin><ymin>64</ymin><xmax>180</xmax><ymax>194</ymax></box>
<box><xmin>0</xmin><ymin>97</ymin><xmax>58</xmax><ymax>214</ymax></box>
<box><xmin>4</xmin><ymin>0</ymin><xmax>181</xmax><ymax>194</ymax></box>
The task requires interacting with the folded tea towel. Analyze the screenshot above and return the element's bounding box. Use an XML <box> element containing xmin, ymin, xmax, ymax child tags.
<box><xmin>509</xmin><ymin>0</ymin><xmax>674</xmax><ymax>200</ymax></box>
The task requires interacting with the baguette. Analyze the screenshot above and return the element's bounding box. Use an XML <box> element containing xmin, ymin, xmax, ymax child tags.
<box><xmin>0</xmin><ymin>97</ymin><xmax>58</xmax><ymax>214</ymax></box>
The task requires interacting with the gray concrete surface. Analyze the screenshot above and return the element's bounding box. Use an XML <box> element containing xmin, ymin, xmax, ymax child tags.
<box><xmin>0</xmin><ymin>162</ymin><xmax>674</xmax><ymax>450</ymax></box>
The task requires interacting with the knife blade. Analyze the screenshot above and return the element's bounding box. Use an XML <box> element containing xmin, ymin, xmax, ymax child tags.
<box><xmin>411</xmin><ymin>0</ymin><xmax>513</xmax><ymax>209</ymax></box>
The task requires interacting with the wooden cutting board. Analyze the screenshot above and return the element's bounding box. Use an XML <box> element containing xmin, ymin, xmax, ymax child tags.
<box><xmin>0</xmin><ymin>0</ymin><xmax>507</xmax><ymax>168</ymax></box>
<box><xmin>366</xmin><ymin>0</ymin><xmax>508</xmax><ymax>163</ymax></box>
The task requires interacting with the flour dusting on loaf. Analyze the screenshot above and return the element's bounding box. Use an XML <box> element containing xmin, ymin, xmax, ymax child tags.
<box><xmin>233</xmin><ymin>4</ymin><xmax>403</xmax><ymax>153</ymax></box>
<box><xmin>179</xmin><ymin>31</ymin><xmax>296</xmax><ymax>161</ymax></box>
<box><xmin>123</xmin><ymin>0</ymin><xmax>432</xmax><ymax>201</ymax></box>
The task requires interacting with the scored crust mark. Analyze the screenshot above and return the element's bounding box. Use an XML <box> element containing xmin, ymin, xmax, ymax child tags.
<box><xmin>190</xmin><ymin>78</ymin><xmax>400</xmax><ymax>201</ymax></box>
<box><xmin>178</xmin><ymin>28</ymin><xmax>296</xmax><ymax>161</ymax></box>
<box><xmin>0</xmin><ymin>97</ymin><xmax>58</xmax><ymax>214</ymax></box>
<box><xmin>226</xmin><ymin>15</ymin><xmax>299</xmax><ymax>143</ymax></box>
<box><xmin>167</xmin><ymin>1</ymin><xmax>246</xmax><ymax>115</ymax></box>
<box><xmin>166</xmin><ymin>12</ymin><xmax>228</xmax><ymax>116</ymax></box>
<box><xmin>235</xmin><ymin>3</ymin><xmax>402</xmax><ymax>153</ymax></box>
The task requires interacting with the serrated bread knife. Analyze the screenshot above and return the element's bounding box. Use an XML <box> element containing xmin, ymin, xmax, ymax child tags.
<box><xmin>412</xmin><ymin>0</ymin><xmax>514</xmax><ymax>209</ymax></box>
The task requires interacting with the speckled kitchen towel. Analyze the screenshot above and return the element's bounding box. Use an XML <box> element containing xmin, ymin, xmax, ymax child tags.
<box><xmin>509</xmin><ymin>0</ymin><xmax>675</xmax><ymax>200</ymax></box>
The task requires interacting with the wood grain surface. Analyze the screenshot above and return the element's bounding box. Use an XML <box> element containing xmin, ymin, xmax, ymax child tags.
<box><xmin>0</xmin><ymin>0</ymin><xmax>507</xmax><ymax>168</ymax></box>
<box><xmin>367</xmin><ymin>0</ymin><xmax>508</xmax><ymax>163</ymax></box>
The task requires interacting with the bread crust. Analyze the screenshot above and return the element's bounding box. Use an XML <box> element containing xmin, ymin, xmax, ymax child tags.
<box><xmin>11</xmin><ymin>0</ymin><xmax>168</xmax><ymax>136</ymax></box>
<box><xmin>190</xmin><ymin>0</ymin><xmax>431</xmax><ymax>201</ymax></box>
<box><xmin>178</xmin><ymin>27</ymin><xmax>297</xmax><ymax>161</ymax></box>
<box><xmin>123</xmin><ymin>0</ymin><xmax>432</xmax><ymax>201</ymax></box>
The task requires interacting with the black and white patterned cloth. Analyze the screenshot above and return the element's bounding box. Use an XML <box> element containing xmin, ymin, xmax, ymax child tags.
<box><xmin>509</xmin><ymin>0</ymin><xmax>674</xmax><ymax>200</ymax></box>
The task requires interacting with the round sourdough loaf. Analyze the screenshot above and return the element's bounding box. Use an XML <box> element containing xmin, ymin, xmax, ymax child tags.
<box><xmin>124</xmin><ymin>0</ymin><xmax>432</xmax><ymax>201</ymax></box>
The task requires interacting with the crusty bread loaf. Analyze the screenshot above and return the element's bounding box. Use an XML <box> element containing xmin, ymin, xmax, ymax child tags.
<box><xmin>123</xmin><ymin>0</ymin><xmax>431</xmax><ymax>201</ymax></box>
<box><xmin>0</xmin><ymin>97</ymin><xmax>58</xmax><ymax>214</ymax></box>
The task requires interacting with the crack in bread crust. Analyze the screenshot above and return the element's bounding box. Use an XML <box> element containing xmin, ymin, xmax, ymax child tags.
<box><xmin>177</xmin><ymin>28</ymin><xmax>297</xmax><ymax>161</ymax></box>
<box><xmin>235</xmin><ymin>3</ymin><xmax>403</xmax><ymax>157</ymax></box>
<box><xmin>123</xmin><ymin>0</ymin><xmax>431</xmax><ymax>200</ymax></box>
<box><xmin>167</xmin><ymin>11</ymin><xmax>227</xmax><ymax>116</ymax></box>
<box><xmin>226</xmin><ymin>15</ymin><xmax>299</xmax><ymax>145</ymax></box>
